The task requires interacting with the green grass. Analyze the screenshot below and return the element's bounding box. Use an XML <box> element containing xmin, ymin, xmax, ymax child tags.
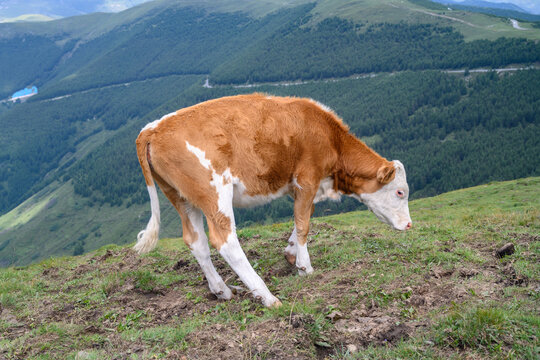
<box><xmin>0</xmin><ymin>180</ymin><xmax>185</xmax><ymax>267</ymax></box>
<box><xmin>0</xmin><ymin>178</ymin><xmax>538</xmax><ymax>358</ymax></box>
<box><xmin>310</xmin><ymin>0</ymin><xmax>540</xmax><ymax>41</ymax></box>
<box><xmin>434</xmin><ymin>304</ymin><xmax>539</xmax><ymax>358</ymax></box>
<box><xmin>0</xmin><ymin>192</ymin><xmax>55</xmax><ymax>231</ymax></box>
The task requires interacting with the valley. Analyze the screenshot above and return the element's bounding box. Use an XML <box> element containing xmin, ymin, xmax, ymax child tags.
<box><xmin>0</xmin><ymin>0</ymin><xmax>538</xmax><ymax>268</ymax></box>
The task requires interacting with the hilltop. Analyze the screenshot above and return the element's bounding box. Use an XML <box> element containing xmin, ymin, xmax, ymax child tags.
<box><xmin>0</xmin><ymin>0</ymin><xmax>539</xmax><ymax>267</ymax></box>
<box><xmin>0</xmin><ymin>178</ymin><xmax>538</xmax><ymax>358</ymax></box>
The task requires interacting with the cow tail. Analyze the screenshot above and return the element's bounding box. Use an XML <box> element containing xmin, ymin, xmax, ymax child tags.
<box><xmin>134</xmin><ymin>131</ymin><xmax>160</xmax><ymax>254</ymax></box>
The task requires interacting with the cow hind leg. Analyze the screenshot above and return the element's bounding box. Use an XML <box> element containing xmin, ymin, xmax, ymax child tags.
<box><xmin>155</xmin><ymin>178</ymin><xmax>232</xmax><ymax>300</ymax></box>
<box><xmin>207</xmin><ymin>217</ymin><xmax>281</xmax><ymax>307</ymax></box>
<box><xmin>183</xmin><ymin>205</ymin><xmax>232</xmax><ymax>300</ymax></box>
<box><xmin>204</xmin><ymin>181</ymin><xmax>281</xmax><ymax>307</ymax></box>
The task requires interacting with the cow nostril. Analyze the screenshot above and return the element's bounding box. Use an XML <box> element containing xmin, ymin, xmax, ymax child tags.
<box><xmin>406</xmin><ymin>222</ymin><xmax>412</xmax><ymax>230</ymax></box>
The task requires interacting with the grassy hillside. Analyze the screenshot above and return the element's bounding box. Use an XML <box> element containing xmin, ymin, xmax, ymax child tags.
<box><xmin>310</xmin><ymin>0</ymin><xmax>540</xmax><ymax>41</ymax></box>
<box><xmin>1</xmin><ymin>69</ymin><xmax>539</xmax><ymax>267</ymax></box>
<box><xmin>0</xmin><ymin>178</ymin><xmax>538</xmax><ymax>359</ymax></box>
<box><xmin>1</xmin><ymin>0</ymin><xmax>539</xmax><ymax>266</ymax></box>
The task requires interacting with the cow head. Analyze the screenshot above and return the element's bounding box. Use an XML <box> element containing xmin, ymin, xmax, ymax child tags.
<box><xmin>351</xmin><ymin>160</ymin><xmax>412</xmax><ymax>231</ymax></box>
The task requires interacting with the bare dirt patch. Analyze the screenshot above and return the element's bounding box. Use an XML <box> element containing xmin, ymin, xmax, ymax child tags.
<box><xmin>185</xmin><ymin>317</ymin><xmax>315</xmax><ymax>360</ymax></box>
<box><xmin>334</xmin><ymin>312</ymin><xmax>411</xmax><ymax>347</ymax></box>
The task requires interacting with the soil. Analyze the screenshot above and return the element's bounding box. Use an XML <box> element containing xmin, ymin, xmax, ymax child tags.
<box><xmin>2</xmin><ymin>226</ymin><xmax>538</xmax><ymax>359</ymax></box>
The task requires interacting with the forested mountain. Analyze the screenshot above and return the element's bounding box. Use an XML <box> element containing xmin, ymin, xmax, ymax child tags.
<box><xmin>0</xmin><ymin>0</ymin><xmax>539</xmax><ymax>266</ymax></box>
<box><xmin>432</xmin><ymin>0</ymin><xmax>540</xmax><ymax>22</ymax></box>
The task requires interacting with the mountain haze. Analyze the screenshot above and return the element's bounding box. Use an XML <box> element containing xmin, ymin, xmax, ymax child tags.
<box><xmin>0</xmin><ymin>0</ymin><xmax>154</xmax><ymax>21</ymax></box>
<box><xmin>0</xmin><ymin>0</ymin><xmax>539</xmax><ymax>266</ymax></box>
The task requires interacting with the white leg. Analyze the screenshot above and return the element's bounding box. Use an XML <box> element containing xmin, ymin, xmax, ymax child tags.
<box><xmin>220</xmin><ymin>235</ymin><xmax>280</xmax><ymax>307</ymax></box>
<box><xmin>296</xmin><ymin>241</ymin><xmax>314</xmax><ymax>276</ymax></box>
<box><xmin>284</xmin><ymin>227</ymin><xmax>298</xmax><ymax>264</ymax></box>
<box><xmin>212</xmin><ymin>178</ymin><xmax>280</xmax><ymax>307</ymax></box>
<box><xmin>183</xmin><ymin>142</ymin><xmax>280</xmax><ymax>307</ymax></box>
<box><xmin>186</xmin><ymin>206</ymin><xmax>232</xmax><ymax>300</ymax></box>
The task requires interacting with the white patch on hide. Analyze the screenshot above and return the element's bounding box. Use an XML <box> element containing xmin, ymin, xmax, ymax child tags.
<box><xmin>140</xmin><ymin>111</ymin><xmax>176</xmax><ymax>132</ymax></box>
<box><xmin>185</xmin><ymin>141</ymin><xmax>212</xmax><ymax>170</ymax></box>
<box><xmin>292</xmin><ymin>176</ymin><xmax>303</xmax><ymax>190</ymax></box>
<box><xmin>184</xmin><ymin>141</ymin><xmax>280</xmax><ymax>306</ymax></box>
<box><xmin>313</xmin><ymin>177</ymin><xmax>342</xmax><ymax>203</ymax></box>
<box><xmin>233</xmin><ymin>181</ymin><xmax>291</xmax><ymax>208</ymax></box>
<box><xmin>309</xmin><ymin>98</ymin><xmax>333</xmax><ymax>114</ymax></box>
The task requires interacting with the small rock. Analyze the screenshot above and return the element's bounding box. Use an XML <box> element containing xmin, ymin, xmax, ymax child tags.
<box><xmin>326</xmin><ymin>310</ymin><xmax>343</xmax><ymax>322</ymax></box>
<box><xmin>496</xmin><ymin>243</ymin><xmax>515</xmax><ymax>258</ymax></box>
<box><xmin>83</xmin><ymin>325</ymin><xmax>100</xmax><ymax>333</ymax></box>
<box><xmin>424</xmin><ymin>340</ymin><xmax>434</xmax><ymax>346</ymax></box>
<box><xmin>346</xmin><ymin>344</ymin><xmax>358</xmax><ymax>353</ymax></box>
<box><xmin>76</xmin><ymin>351</ymin><xmax>91</xmax><ymax>360</ymax></box>
<box><xmin>459</xmin><ymin>268</ymin><xmax>479</xmax><ymax>278</ymax></box>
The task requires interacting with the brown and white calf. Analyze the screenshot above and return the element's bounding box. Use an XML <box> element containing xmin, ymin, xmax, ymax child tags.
<box><xmin>134</xmin><ymin>94</ymin><xmax>412</xmax><ymax>307</ymax></box>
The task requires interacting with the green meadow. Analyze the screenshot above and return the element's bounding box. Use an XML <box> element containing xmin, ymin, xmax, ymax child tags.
<box><xmin>1</xmin><ymin>178</ymin><xmax>538</xmax><ymax>359</ymax></box>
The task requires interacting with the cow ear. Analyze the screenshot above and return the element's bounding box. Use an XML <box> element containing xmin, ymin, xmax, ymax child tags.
<box><xmin>377</xmin><ymin>162</ymin><xmax>396</xmax><ymax>184</ymax></box>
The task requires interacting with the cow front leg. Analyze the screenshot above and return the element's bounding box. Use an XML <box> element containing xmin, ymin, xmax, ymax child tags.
<box><xmin>284</xmin><ymin>226</ymin><xmax>298</xmax><ymax>265</ymax></box>
<box><xmin>293</xmin><ymin>180</ymin><xmax>317</xmax><ymax>276</ymax></box>
<box><xmin>295</xmin><ymin>229</ymin><xmax>314</xmax><ymax>276</ymax></box>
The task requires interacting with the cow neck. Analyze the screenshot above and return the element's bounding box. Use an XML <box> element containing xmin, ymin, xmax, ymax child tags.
<box><xmin>332</xmin><ymin>132</ymin><xmax>387</xmax><ymax>194</ymax></box>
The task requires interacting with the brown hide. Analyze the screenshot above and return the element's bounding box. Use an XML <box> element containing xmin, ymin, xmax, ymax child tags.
<box><xmin>136</xmin><ymin>94</ymin><xmax>394</xmax><ymax>246</ymax></box>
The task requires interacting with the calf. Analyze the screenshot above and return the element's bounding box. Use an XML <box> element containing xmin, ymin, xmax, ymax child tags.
<box><xmin>134</xmin><ymin>94</ymin><xmax>412</xmax><ymax>307</ymax></box>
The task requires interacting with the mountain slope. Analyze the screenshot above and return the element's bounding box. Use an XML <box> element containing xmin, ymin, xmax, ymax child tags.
<box><xmin>0</xmin><ymin>178</ymin><xmax>538</xmax><ymax>358</ymax></box>
<box><xmin>432</xmin><ymin>0</ymin><xmax>540</xmax><ymax>22</ymax></box>
<box><xmin>1</xmin><ymin>69</ymin><xmax>538</xmax><ymax>267</ymax></box>
<box><xmin>0</xmin><ymin>0</ymin><xmax>539</xmax><ymax>267</ymax></box>
<box><xmin>434</xmin><ymin>0</ymin><xmax>528</xmax><ymax>13</ymax></box>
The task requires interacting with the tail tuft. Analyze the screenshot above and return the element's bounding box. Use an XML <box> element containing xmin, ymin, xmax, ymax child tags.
<box><xmin>134</xmin><ymin>212</ymin><xmax>159</xmax><ymax>253</ymax></box>
<box><xmin>134</xmin><ymin>133</ymin><xmax>161</xmax><ymax>255</ymax></box>
<box><xmin>133</xmin><ymin>185</ymin><xmax>161</xmax><ymax>254</ymax></box>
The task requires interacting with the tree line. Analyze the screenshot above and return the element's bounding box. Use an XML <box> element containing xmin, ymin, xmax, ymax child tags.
<box><xmin>211</xmin><ymin>18</ymin><xmax>540</xmax><ymax>84</ymax></box>
<box><xmin>69</xmin><ymin>70</ymin><xmax>539</xmax><ymax>227</ymax></box>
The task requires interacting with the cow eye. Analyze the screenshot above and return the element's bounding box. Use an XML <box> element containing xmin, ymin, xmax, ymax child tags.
<box><xmin>396</xmin><ymin>190</ymin><xmax>404</xmax><ymax>198</ymax></box>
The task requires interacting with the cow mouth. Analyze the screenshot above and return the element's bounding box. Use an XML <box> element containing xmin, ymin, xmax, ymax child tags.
<box><xmin>391</xmin><ymin>220</ymin><xmax>412</xmax><ymax>231</ymax></box>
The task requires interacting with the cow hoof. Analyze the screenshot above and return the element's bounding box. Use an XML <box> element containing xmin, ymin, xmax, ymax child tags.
<box><xmin>264</xmin><ymin>296</ymin><xmax>282</xmax><ymax>308</ymax></box>
<box><xmin>284</xmin><ymin>252</ymin><xmax>296</xmax><ymax>265</ymax></box>
<box><xmin>297</xmin><ymin>266</ymin><xmax>314</xmax><ymax>276</ymax></box>
<box><xmin>213</xmin><ymin>285</ymin><xmax>233</xmax><ymax>300</ymax></box>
